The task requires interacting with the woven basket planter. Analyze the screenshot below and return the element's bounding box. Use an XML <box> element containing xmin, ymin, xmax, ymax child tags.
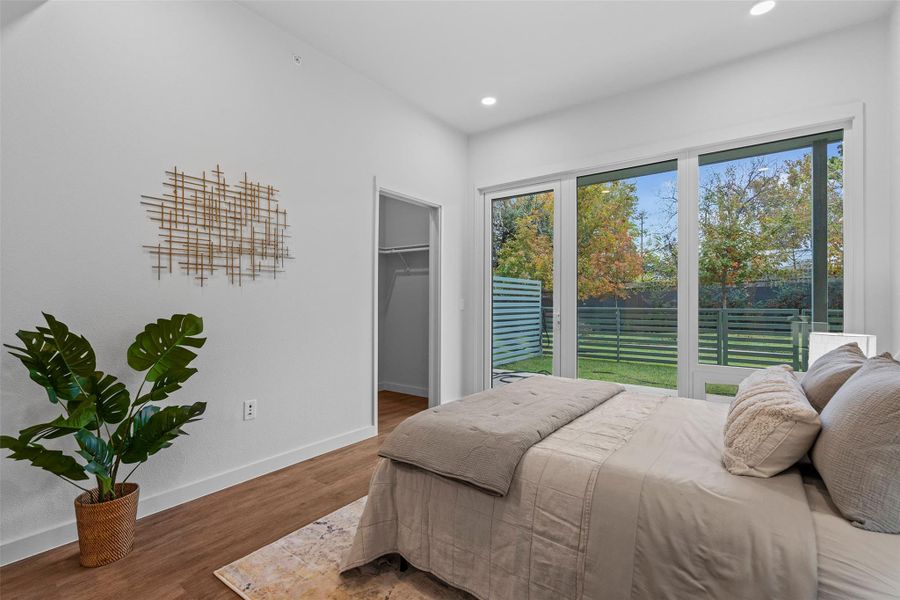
<box><xmin>73</xmin><ymin>483</ymin><xmax>140</xmax><ymax>567</ymax></box>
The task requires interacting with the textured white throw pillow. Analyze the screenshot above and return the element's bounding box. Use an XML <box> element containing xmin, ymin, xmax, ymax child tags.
<box><xmin>723</xmin><ymin>365</ymin><xmax>821</xmax><ymax>478</ymax></box>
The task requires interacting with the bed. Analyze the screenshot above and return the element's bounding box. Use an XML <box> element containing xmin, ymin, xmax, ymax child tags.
<box><xmin>341</xmin><ymin>376</ymin><xmax>900</xmax><ymax>600</ymax></box>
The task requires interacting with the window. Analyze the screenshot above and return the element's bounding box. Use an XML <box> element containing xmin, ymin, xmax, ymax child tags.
<box><xmin>575</xmin><ymin>161</ymin><xmax>678</xmax><ymax>390</ymax></box>
<box><xmin>480</xmin><ymin>124</ymin><xmax>852</xmax><ymax>397</ymax></box>
<box><xmin>697</xmin><ymin>131</ymin><xmax>843</xmax><ymax>371</ymax></box>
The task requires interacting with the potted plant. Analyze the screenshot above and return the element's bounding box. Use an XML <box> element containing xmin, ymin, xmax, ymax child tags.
<box><xmin>1</xmin><ymin>313</ymin><xmax>207</xmax><ymax>567</ymax></box>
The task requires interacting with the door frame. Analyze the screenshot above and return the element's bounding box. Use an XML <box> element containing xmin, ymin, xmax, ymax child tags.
<box><xmin>482</xmin><ymin>180</ymin><xmax>563</xmax><ymax>390</ymax></box>
<box><xmin>372</xmin><ymin>178</ymin><xmax>442</xmax><ymax>433</ymax></box>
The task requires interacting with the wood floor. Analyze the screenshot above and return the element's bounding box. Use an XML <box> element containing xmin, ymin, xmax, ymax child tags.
<box><xmin>0</xmin><ymin>391</ymin><xmax>427</xmax><ymax>600</ymax></box>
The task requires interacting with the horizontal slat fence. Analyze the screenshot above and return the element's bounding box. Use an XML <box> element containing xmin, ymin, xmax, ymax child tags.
<box><xmin>491</xmin><ymin>274</ymin><xmax>844</xmax><ymax>371</ymax></box>
<box><xmin>571</xmin><ymin>307</ymin><xmax>678</xmax><ymax>366</ymax></box>
<box><xmin>537</xmin><ymin>306</ymin><xmax>842</xmax><ymax>370</ymax></box>
<box><xmin>492</xmin><ymin>276</ymin><xmax>543</xmax><ymax>366</ymax></box>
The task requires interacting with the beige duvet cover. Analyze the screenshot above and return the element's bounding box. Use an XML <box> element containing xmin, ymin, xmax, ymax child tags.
<box><xmin>341</xmin><ymin>391</ymin><xmax>819</xmax><ymax>599</ymax></box>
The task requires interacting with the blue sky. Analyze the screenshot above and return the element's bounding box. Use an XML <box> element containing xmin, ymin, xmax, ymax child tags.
<box><xmin>621</xmin><ymin>141</ymin><xmax>840</xmax><ymax>243</ymax></box>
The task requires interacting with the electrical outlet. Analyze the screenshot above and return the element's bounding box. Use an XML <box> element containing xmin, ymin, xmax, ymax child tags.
<box><xmin>243</xmin><ymin>399</ymin><xmax>257</xmax><ymax>421</ymax></box>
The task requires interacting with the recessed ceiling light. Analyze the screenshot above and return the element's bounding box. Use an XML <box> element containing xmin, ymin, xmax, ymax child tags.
<box><xmin>750</xmin><ymin>1</ymin><xmax>775</xmax><ymax>16</ymax></box>
<box><xmin>481</xmin><ymin>96</ymin><xmax>497</xmax><ymax>106</ymax></box>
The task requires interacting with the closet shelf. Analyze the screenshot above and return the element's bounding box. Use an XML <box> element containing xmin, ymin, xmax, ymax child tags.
<box><xmin>379</xmin><ymin>244</ymin><xmax>429</xmax><ymax>254</ymax></box>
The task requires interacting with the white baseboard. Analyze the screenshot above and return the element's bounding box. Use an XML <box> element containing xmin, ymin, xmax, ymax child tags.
<box><xmin>378</xmin><ymin>381</ymin><xmax>428</xmax><ymax>398</ymax></box>
<box><xmin>0</xmin><ymin>424</ymin><xmax>376</xmax><ymax>566</ymax></box>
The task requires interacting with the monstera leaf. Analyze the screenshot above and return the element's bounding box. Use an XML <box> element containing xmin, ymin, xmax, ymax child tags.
<box><xmin>0</xmin><ymin>436</ymin><xmax>88</xmax><ymax>481</ymax></box>
<box><xmin>127</xmin><ymin>314</ymin><xmax>205</xmax><ymax>382</ymax></box>
<box><xmin>133</xmin><ymin>405</ymin><xmax>160</xmax><ymax>430</ymax></box>
<box><xmin>120</xmin><ymin>402</ymin><xmax>206</xmax><ymax>464</ymax></box>
<box><xmin>36</xmin><ymin>313</ymin><xmax>96</xmax><ymax>378</ymax></box>
<box><xmin>75</xmin><ymin>430</ymin><xmax>114</xmax><ymax>496</ymax></box>
<box><xmin>113</xmin><ymin>404</ymin><xmax>158</xmax><ymax>447</ymax></box>
<box><xmin>15</xmin><ymin>402</ymin><xmax>97</xmax><ymax>444</ymax></box>
<box><xmin>4</xmin><ymin>330</ymin><xmax>82</xmax><ymax>403</ymax></box>
<box><xmin>85</xmin><ymin>372</ymin><xmax>130</xmax><ymax>424</ymax></box>
<box><xmin>136</xmin><ymin>367</ymin><xmax>198</xmax><ymax>404</ymax></box>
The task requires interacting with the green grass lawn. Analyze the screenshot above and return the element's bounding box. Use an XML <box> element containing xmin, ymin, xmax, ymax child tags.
<box><xmin>497</xmin><ymin>355</ymin><xmax>737</xmax><ymax>396</ymax></box>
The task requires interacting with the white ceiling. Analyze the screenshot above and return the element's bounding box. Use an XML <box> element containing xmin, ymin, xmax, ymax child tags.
<box><xmin>241</xmin><ymin>1</ymin><xmax>896</xmax><ymax>134</ymax></box>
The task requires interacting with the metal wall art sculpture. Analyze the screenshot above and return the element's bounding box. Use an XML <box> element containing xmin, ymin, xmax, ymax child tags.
<box><xmin>141</xmin><ymin>166</ymin><xmax>291</xmax><ymax>286</ymax></box>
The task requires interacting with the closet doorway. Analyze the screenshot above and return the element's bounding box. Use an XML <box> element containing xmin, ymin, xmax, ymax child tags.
<box><xmin>373</xmin><ymin>185</ymin><xmax>441</xmax><ymax>429</ymax></box>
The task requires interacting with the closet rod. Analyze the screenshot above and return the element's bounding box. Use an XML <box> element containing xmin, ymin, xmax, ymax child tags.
<box><xmin>378</xmin><ymin>243</ymin><xmax>429</xmax><ymax>254</ymax></box>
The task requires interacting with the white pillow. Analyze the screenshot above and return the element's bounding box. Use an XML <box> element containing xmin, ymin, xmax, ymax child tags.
<box><xmin>723</xmin><ymin>365</ymin><xmax>821</xmax><ymax>478</ymax></box>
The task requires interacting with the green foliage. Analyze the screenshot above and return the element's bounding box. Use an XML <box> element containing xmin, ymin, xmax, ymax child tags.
<box><xmin>88</xmin><ymin>372</ymin><xmax>131</xmax><ymax>424</ymax></box>
<box><xmin>75</xmin><ymin>430</ymin><xmax>115</xmax><ymax>497</ymax></box>
<box><xmin>492</xmin><ymin>193</ymin><xmax>555</xmax><ymax>290</ymax></box>
<box><xmin>4</xmin><ymin>329</ymin><xmax>83</xmax><ymax>404</ymax></box>
<box><xmin>491</xmin><ymin>148</ymin><xmax>843</xmax><ymax>310</ymax></box>
<box><xmin>136</xmin><ymin>367</ymin><xmax>197</xmax><ymax>404</ymax></box>
<box><xmin>492</xmin><ymin>185</ymin><xmax>645</xmax><ymax>300</ymax></box>
<box><xmin>127</xmin><ymin>314</ymin><xmax>205</xmax><ymax>381</ymax></box>
<box><xmin>576</xmin><ymin>181</ymin><xmax>643</xmax><ymax>300</ymax></box>
<box><xmin>2</xmin><ymin>314</ymin><xmax>208</xmax><ymax>502</ymax></box>
<box><xmin>120</xmin><ymin>403</ymin><xmax>206</xmax><ymax>464</ymax></box>
<box><xmin>16</xmin><ymin>401</ymin><xmax>97</xmax><ymax>444</ymax></box>
<box><xmin>0</xmin><ymin>436</ymin><xmax>90</xmax><ymax>482</ymax></box>
<box><xmin>39</xmin><ymin>313</ymin><xmax>97</xmax><ymax>378</ymax></box>
<box><xmin>697</xmin><ymin>150</ymin><xmax>844</xmax><ymax>308</ymax></box>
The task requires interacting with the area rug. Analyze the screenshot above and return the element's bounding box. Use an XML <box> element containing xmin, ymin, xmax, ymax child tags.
<box><xmin>214</xmin><ymin>496</ymin><xmax>472</xmax><ymax>599</ymax></box>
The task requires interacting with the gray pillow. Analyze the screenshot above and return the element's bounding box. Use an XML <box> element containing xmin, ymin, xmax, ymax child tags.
<box><xmin>801</xmin><ymin>342</ymin><xmax>866</xmax><ymax>412</ymax></box>
<box><xmin>811</xmin><ymin>353</ymin><xmax>900</xmax><ymax>533</ymax></box>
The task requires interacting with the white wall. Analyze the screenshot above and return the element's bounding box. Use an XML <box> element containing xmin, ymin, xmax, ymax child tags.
<box><xmin>468</xmin><ymin>20</ymin><xmax>896</xmax><ymax>381</ymax></box>
<box><xmin>379</xmin><ymin>196</ymin><xmax>430</xmax><ymax>396</ymax></box>
<box><xmin>0</xmin><ymin>1</ymin><xmax>468</xmax><ymax>563</ymax></box>
<box><xmin>891</xmin><ymin>4</ymin><xmax>900</xmax><ymax>355</ymax></box>
<box><xmin>380</xmin><ymin>196</ymin><xmax>431</xmax><ymax>248</ymax></box>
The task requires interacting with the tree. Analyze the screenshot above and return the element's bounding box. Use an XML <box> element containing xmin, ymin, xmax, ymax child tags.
<box><xmin>492</xmin><ymin>192</ymin><xmax>554</xmax><ymax>290</ymax></box>
<box><xmin>492</xmin><ymin>184</ymin><xmax>643</xmax><ymax>301</ymax></box>
<box><xmin>576</xmin><ymin>181</ymin><xmax>643</xmax><ymax>299</ymax></box>
<box><xmin>774</xmin><ymin>146</ymin><xmax>844</xmax><ymax>279</ymax></box>
<box><xmin>492</xmin><ymin>144</ymin><xmax>844</xmax><ymax>312</ymax></box>
<box><xmin>491</xmin><ymin>193</ymin><xmax>548</xmax><ymax>265</ymax></box>
<box><xmin>696</xmin><ymin>145</ymin><xmax>844</xmax><ymax>309</ymax></box>
<box><xmin>639</xmin><ymin>181</ymin><xmax>678</xmax><ymax>293</ymax></box>
<box><xmin>698</xmin><ymin>158</ymin><xmax>795</xmax><ymax>308</ymax></box>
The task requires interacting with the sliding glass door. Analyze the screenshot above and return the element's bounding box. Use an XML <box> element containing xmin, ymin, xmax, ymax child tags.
<box><xmin>487</xmin><ymin>183</ymin><xmax>560</xmax><ymax>387</ymax></box>
<box><xmin>481</xmin><ymin>127</ymin><xmax>849</xmax><ymax>397</ymax></box>
<box><xmin>575</xmin><ymin>161</ymin><xmax>678</xmax><ymax>391</ymax></box>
